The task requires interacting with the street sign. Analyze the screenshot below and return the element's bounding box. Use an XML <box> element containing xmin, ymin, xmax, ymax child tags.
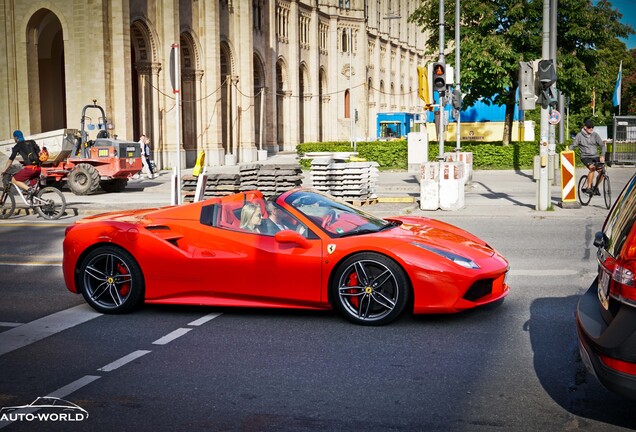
<box><xmin>548</xmin><ymin>110</ymin><xmax>561</xmax><ymax>125</ymax></box>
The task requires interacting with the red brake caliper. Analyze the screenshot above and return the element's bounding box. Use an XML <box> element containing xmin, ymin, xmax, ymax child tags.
<box><xmin>347</xmin><ymin>272</ymin><xmax>359</xmax><ymax>307</ymax></box>
<box><xmin>116</xmin><ymin>262</ymin><xmax>130</xmax><ymax>296</ymax></box>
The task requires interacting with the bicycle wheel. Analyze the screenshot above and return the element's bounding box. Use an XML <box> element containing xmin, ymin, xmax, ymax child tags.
<box><xmin>578</xmin><ymin>176</ymin><xmax>592</xmax><ymax>206</ymax></box>
<box><xmin>0</xmin><ymin>190</ymin><xmax>16</xmax><ymax>219</ymax></box>
<box><xmin>603</xmin><ymin>176</ymin><xmax>612</xmax><ymax>209</ymax></box>
<box><xmin>35</xmin><ymin>186</ymin><xmax>66</xmax><ymax>220</ymax></box>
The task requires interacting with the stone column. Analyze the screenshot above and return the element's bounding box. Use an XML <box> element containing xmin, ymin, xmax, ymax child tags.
<box><xmin>307</xmin><ymin>6</ymin><xmax>320</xmax><ymax>143</ymax></box>
<box><xmin>150</xmin><ymin>63</ymin><xmax>163</xmax><ymax>167</ymax></box>
<box><xmin>233</xmin><ymin>0</ymin><xmax>256</xmax><ymax>163</ymax></box>
<box><xmin>286</xmin><ymin>1</ymin><xmax>299</xmax><ymax>151</ymax></box>
<box><xmin>110</xmin><ymin>0</ymin><xmax>134</xmax><ymax>139</ymax></box>
<box><xmin>199</xmin><ymin>0</ymin><xmax>224</xmax><ymax>166</ymax></box>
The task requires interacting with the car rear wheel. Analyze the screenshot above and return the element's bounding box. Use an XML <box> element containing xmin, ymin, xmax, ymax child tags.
<box><xmin>331</xmin><ymin>252</ymin><xmax>409</xmax><ymax>326</ymax></box>
<box><xmin>78</xmin><ymin>245</ymin><xmax>145</xmax><ymax>314</ymax></box>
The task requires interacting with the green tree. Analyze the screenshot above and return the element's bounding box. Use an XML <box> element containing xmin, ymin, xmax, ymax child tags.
<box><xmin>409</xmin><ymin>0</ymin><xmax>634</xmax><ymax>144</ymax></box>
<box><xmin>624</xmin><ymin>49</ymin><xmax>636</xmax><ymax>115</ymax></box>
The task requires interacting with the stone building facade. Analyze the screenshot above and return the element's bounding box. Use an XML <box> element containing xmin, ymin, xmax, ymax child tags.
<box><xmin>0</xmin><ymin>0</ymin><xmax>428</xmax><ymax>168</ymax></box>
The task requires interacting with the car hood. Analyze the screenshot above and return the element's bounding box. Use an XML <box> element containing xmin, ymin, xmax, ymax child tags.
<box><xmin>384</xmin><ymin>216</ymin><xmax>496</xmax><ymax>258</ymax></box>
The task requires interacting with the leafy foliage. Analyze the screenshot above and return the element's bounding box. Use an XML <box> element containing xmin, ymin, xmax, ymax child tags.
<box><xmin>408</xmin><ymin>0</ymin><xmax>634</xmax><ymax>138</ymax></box>
<box><xmin>297</xmin><ymin>141</ymin><xmax>577</xmax><ymax>171</ymax></box>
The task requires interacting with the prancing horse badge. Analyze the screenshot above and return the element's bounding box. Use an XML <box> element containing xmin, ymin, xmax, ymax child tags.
<box><xmin>327</xmin><ymin>244</ymin><xmax>336</xmax><ymax>254</ymax></box>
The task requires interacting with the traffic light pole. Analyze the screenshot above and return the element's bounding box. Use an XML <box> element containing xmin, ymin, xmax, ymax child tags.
<box><xmin>437</xmin><ymin>0</ymin><xmax>446</xmax><ymax>160</ymax></box>
<box><xmin>538</xmin><ymin>0</ymin><xmax>550</xmax><ymax>211</ymax></box>
<box><xmin>454</xmin><ymin>0</ymin><xmax>461</xmax><ymax>150</ymax></box>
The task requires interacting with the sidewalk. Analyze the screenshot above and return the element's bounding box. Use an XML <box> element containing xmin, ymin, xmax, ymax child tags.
<box><xmin>61</xmin><ymin>153</ymin><xmax>635</xmax><ymax>219</ymax></box>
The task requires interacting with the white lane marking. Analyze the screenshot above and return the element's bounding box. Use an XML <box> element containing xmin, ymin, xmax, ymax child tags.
<box><xmin>98</xmin><ymin>350</ymin><xmax>152</xmax><ymax>372</ymax></box>
<box><xmin>48</xmin><ymin>375</ymin><xmax>102</xmax><ymax>398</ymax></box>
<box><xmin>188</xmin><ymin>313</ymin><xmax>222</xmax><ymax>327</ymax></box>
<box><xmin>0</xmin><ymin>375</ymin><xmax>101</xmax><ymax>430</ymax></box>
<box><xmin>0</xmin><ymin>322</ymin><xmax>23</xmax><ymax>328</ymax></box>
<box><xmin>509</xmin><ymin>269</ymin><xmax>596</xmax><ymax>277</ymax></box>
<box><xmin>0</xmin><ymin>304</ymin><xmax>102</xmax><ymax>357</ymax></box>
<box><xmin>152</xmin><ymin>328</ymin><xmax>192</xmax><ymax>345</ymax></box>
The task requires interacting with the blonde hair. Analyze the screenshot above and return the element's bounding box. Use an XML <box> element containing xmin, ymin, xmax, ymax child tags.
<box><xmin>240</xmin><ymin>203</ymin><xmax>261</xmax><ymax>230</ymax></box>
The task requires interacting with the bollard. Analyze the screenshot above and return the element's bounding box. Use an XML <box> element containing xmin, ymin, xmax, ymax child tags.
<box><xmin>560</xmin><ymin>150</ymin><xmax>581</xmax><ymax>208</ymax></box>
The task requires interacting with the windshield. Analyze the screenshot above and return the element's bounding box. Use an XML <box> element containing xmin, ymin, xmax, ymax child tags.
<box><xmin>285</xmin><ymin>190</ymin><xmax>394</xmax><ymax>238</ymax></box>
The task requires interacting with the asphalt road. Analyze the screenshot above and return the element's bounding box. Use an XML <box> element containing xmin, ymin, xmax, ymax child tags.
<box><xmin>1</xmin><ymin>205</ymin><xmax>636</xmax><ymax>431</ymax></box>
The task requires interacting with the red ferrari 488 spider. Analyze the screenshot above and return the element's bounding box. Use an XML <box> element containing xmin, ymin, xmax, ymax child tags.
<box><xmin>63</xmin><ymin>189</ymin><xmax>509</xmax><ymax>325</ymax></box>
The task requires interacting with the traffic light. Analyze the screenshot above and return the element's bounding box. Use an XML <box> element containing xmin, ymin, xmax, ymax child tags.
<box><xmin>451</xmin><ymin>89</ymin><xmax>462</xmax><ymax>110</ymax></box>
<box><xmin>432</xmin><ymin>62</ymin><xmax>446</xmax><ymax>93</ymax></box>
<box><xmin>537</xmin><ymin>59</ymin><xmax>556</xmax><ymax>87</ymax></box>
<box><xmin>537</xmin><ymin>59</ymin><xmax>557</xmax><ymax>109</ymax></box>
<box><xmin>518</xmin><ymin>61</ymin><xmax>537</xmax><ymax>110</ymax></box>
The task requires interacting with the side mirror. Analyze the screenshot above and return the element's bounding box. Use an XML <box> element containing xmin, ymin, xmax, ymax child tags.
<box><xmin>593</xmin><ymin>231</ymin><xmax>606</xmax><ymax>248</ymax></box>
<box><xmin>274</xmin><ymin>230</ymin><xmax>311</xmax><ymax>249</ymax></box>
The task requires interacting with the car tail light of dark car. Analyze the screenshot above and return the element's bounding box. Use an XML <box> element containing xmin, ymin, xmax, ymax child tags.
<box><xmin>599</xmin><ymin>351</ymin><xmax>636</xmax><ymax>376</ymax></box>
<box><xmin>609</xmin><ymin>259</ymin><xmax>636</xmax><ymax>306</ymax></box>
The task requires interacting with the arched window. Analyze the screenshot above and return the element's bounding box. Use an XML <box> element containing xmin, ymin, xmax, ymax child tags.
<box><xmin>341</xmin><ymin>29</ymin><xmax>349</xmax><ymax>53</ymax></box>
<box><xmin>344</xmin><ymin>89</ymin><xmax>350</xmax><ymax>118</ymax></box>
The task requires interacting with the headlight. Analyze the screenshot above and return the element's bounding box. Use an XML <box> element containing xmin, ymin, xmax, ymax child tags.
<box><xmin>411</xmin><ymin>242</ymin><xmax>480</xmax><ymax>269</ymax></box>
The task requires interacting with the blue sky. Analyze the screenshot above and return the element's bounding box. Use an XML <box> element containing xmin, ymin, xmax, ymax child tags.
<box><xmin>600</xmin><ymin>0</ymin><xmax>636</xmax><ymax>49</ymax></box>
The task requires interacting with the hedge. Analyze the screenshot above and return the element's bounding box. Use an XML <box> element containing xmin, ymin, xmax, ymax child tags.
<box><xmin>296</xmin><ymin>141</ymin><xmax>573</xmax><ymax>170</ymax></box>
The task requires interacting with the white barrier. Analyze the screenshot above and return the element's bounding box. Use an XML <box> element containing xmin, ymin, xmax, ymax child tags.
<box><xmin>439</xmin><ymin>162</ymin><xmax>465</xmax><ymax>211</ymax></box>
<box><xmin>420</xmin><ymin>162</ymin><xmax>440</xmax><ymax>210</ymax></box>
<box><xmin>444</xmin><ymin>151</ymin><xmax>473</xmax><ymax>184</ymax></box>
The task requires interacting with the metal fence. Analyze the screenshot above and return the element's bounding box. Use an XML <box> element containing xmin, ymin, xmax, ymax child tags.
<box><xmin>612</xmin><ymin>116</ymin><xmax>636</xmax><ymax>165</ymax></box>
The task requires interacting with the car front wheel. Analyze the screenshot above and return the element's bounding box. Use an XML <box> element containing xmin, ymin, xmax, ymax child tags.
<box><xmin>78</xmin><ymin>245</ymin><xmax>145</xmax><ymax>313</ymax></box>
<box><xmin>331</xmin><ymin>252</ymin><xmax>409</xmax><ymax>326</ymax></box>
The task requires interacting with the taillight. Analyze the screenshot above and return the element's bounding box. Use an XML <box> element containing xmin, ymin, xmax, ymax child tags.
<box><xmin>599</xmin><ymin>352</ymin><xmax>636</xmax><ymax>375</ymax></box>
<box><xmin>611</xmin><ymin>260</ymin><xmax>636</xmax><ymax>306</ymax></box>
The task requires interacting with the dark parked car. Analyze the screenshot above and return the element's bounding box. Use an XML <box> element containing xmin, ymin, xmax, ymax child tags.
<box><xmin>577</xmin><ymin>172</ymin><xmax>636</xmax><ymax>399</ymax></box>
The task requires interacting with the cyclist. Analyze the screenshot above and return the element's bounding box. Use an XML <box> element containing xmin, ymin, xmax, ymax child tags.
<box><xmin>0</xmin><ymin>130</ymin><xmax>41</xmax><ymax>198</ymax></box>
<box><xmin>570</xmin><ymin>120</ymin><xmax>606</xmax><ymax>196</ymax></box>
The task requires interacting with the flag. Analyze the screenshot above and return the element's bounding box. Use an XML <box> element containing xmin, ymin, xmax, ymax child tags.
<box><xmin>613</xmin><ymin>61</ymin><xmax>622</xmax><ymax>107</ymax></box>
<box><xmin>591</xmin><ymin>87</ymin><xmax>595</xmax><ymax>109</ymax></box>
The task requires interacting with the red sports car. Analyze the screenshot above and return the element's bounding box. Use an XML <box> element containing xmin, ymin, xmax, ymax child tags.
<box><xmin>63</xmin><ymin>189</ymin><xmax>510</xmax><ymax>325</ymax></box>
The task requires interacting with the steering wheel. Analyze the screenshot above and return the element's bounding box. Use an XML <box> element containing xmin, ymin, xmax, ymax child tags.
<box><xmin>322</xmin><ymin>209</ymin><xmax>338</xmax><ymax>228</ymax></box>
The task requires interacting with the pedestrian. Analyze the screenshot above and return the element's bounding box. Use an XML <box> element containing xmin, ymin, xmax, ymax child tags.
<box><xmin>138</xmin><ymin>134</ymin><xmax>155</xmax><ymax>179</ymax></box>
<box><xmin>1</xmin><ymin>130</ymin><xmax>42</xmax><ymax>198</ymax></box>
<box><xmin>569</xmin><ymin>119</ymin><xmax>606</xmax><ymax>195</ymax></box>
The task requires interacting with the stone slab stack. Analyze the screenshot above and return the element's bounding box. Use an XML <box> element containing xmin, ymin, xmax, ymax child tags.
<box><xmin>240</xmin><ymin>164</ymin><xmax>304</xmax><ymax>198</ymax></box>
<box><xmin>310</xmin><ymin>158</ymin><xmax>379</xmax><ymax>204</ymax></box>
<box><xmin>182</xmin><ymin>163</ymin><xmax>303</xmax><ymax>202</ymax></box>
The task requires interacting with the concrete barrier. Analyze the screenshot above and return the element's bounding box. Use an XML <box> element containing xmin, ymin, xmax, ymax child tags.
<box><xmin>444</xmin><ymin>151</ymin><xmax>472</xmax><ymax>184</ymax></box>
<box><xmin>420</xmin><ymin>162</ymin><xmax>440</xmax><ymax>210</ymax></box>
<box><xmin>439</xmin><ymin>162</ymin><xmax>465</xmax><ymax>211</ymax></box>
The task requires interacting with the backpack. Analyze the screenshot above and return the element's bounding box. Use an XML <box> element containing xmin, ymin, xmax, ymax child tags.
<box><xmin>23</xmin><ymin>140</ymin><xmax>41</xmax><ymax>165</ymax></box>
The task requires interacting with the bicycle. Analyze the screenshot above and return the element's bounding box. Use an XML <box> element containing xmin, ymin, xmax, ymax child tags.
<box><xmin>578</xmin><ymin>162</ymin><xmax>611</xmax><ymax>209</ymax></box>
<box><xmin>0</xmin><ymin>173</ymin><xmax>66</xmax><ymax>220</ymax></box>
